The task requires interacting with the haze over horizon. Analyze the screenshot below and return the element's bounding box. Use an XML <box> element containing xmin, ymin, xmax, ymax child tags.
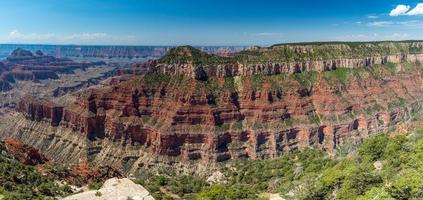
<box><xmin>1</xmin><ymin>0</ymin><xmax>423</xmax><ymax>46</ymax></box>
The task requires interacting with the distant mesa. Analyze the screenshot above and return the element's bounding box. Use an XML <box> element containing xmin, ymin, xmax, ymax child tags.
<box><xmin>6</xmin><ymin>48</ymin><xmax>57</xmax><ymax>62</ymax></box>
<box><xmin>7</xmin><ymin>48</ymin><xmax>35</xmax><ymax>61</ymax></box>
<box><xmin>35</xmin><ymin>50</ymin><xmax>44</xmax><ymax>57</ymax></box>
<box><xmin>11</xmin><ymin>48</ymin><xmax>34</xmax><ymax>57</ymax></box>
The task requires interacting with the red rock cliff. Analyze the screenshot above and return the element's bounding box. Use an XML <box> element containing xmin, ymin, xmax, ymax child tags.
<box><xmin>18</xmin><ymin>61</ymin><xmax>423</xmax><ymax>162</ymax></box>
<box><xmin>16</xmin><ymin>42</ymin><xmax>423</xmax><ymax>163</ymax></box>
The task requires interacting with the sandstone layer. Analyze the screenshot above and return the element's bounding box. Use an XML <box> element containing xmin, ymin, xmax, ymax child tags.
<box><xmin>154</xmin><ymin>42</ymin><xmax>423</xmax><ymax>77</ymax></box>
<box><xmin>7</xmin><ymin>41</ymin><xmax>423</xmax><ymax>172</ymax></box>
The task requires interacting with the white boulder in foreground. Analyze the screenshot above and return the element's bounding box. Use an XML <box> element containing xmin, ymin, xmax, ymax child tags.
<box><xmin>62</xmin><ymin>178</ymin><xmax>154</xmax><ymax>200</ymax></box>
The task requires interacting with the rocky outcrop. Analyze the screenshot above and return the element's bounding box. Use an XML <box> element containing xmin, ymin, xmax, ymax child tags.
<box><xmin>38</xmin><ymin>159</ymin><xmax>123</xmax><ymax>187</ymax></box>
<box><xmin>69</xmin><ymin>160</ymin><xmax>122</xmax><ymax>184</ymax></box>
<box><xmin>2</xmin><ymin>138</ymin><xmax>48</xmax><ymax>165</ymax></box>
<box><xmin>62</xmin><ymin>178</ymin><xmax>154</xmax><ymax>200</ymax></box>
<box><xmin>18</xmin><ymin>97</ymin><xmax>64</xmax><ymax>126</ymax></box>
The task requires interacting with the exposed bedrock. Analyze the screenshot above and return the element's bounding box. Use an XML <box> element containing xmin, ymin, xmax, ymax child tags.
<box><xmin>152</xmin><ymin>53</ymin><xmax>423</xmax><ymax>78</ymax></box>
<box><xmin>15</xmin><ymin>62</ymin><xmax>423</xmax><ymax>165</ymax></box>
<box><xmin>1</xmin><ymin>138</ymin><xmax>48</xmax><ymax>165</ymax></box>
<box><xmin>8</xmin><ymin>42</ymin><xmax>423</xmax><ymax>171</ymax></box>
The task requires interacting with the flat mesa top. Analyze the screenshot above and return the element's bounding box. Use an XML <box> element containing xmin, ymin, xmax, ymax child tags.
<box><xmin>157</xmin><ymin>41</ymin><xmax>423</xmax><ymax>65</ymax></box>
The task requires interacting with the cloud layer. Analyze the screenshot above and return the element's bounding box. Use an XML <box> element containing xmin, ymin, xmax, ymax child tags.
<box><xmin>367</xmin><ymin>21</ymin><xmax>394</xmax><ymax>27</ymax></box>
<box><xmin>366</xmin><ymin>20</ymin><xmax>423</xmax><ymax>28</ymax></box>
<box><xmin>390</xmin><ymin>3</ymin><xmax>423</xmax><ymax>16</ymax></box>
<box><xmin>337</xmin><ymin>33</ymin><xmax>410</xmax><ymax>41</ymax></box>
<box><xmin>4</xmin><ymin>30</ymin><xmax>136</xmax><ymax>45</ymax></box>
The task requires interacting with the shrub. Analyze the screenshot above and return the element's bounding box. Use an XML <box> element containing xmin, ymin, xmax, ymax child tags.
<box><xmin>388</xmin><ymin>171</ymin><xmax>423</xmax><ymax>199</ymax></box>
<box><xmin>358</xmin><ymin>135</ymin><xmax>389</xmax><ymax>162</ymax></box>
<box><xmin>196</xmin><ymin>184</ymin><xmax>257</xmax><ymax>200</ymax></box>
<box><xmin>294</xmin><ymin>71</ymin><xmax>319</xmax><ymax>90</ymax></box>
<box><xmin>88</xmin><ymin>181</ymin><xmax>103</xmax><ymax>190</ymax></box>
<box><xmin>324</xmin><ymin>68</ymin><xmax>350</xmax><ymax>85</ymax></box>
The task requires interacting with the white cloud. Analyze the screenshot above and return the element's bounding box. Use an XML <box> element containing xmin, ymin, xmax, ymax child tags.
<box><xmin>65</xmin><ymin>33</ymin><xmax>108</xmax><ymax>40</ymax></box>
<box><xmin>389</xmin><ymin>3</ymin><xmax>423</xmax><ymax>16</ymax></box>
<box><xmin>250</xmin><ymin>32</ymin><xmax>282</xmax><ymax>37</ymax></box>
<box><xmin>389</xmin><ymin>4</ymin><xmax>411</xmax><ymax>16</ymax></box>
<box><xmin>365</xmin><ymin>20</ymin><xmax>423</xmax><ymax>28</ymax></box>
<box><xmin>392</xmin><ymin>33</ymin><xmax>409</xmax><ymax>38</ymax></box>
<box><xmin>367</xmin><ymin>21</ymin><xmax>394</xmax><ymax>27</ymax></box>
<box><xmin>367</xmin><ymin>15</ymin><xmax>379</xmax><ymax>19</ymax></box>
<box><xmin>4</xmin><ymin>30</ymin><xmax>136</xmax><ymax>45</ymax></box>
<box><xmin>406</xmin><ymin>3</ymin><xmax>423</xmax><ymax>15</ymax></box>
<box><xmin>337</xmin><ymin>33</ymin><xmax>411</xmax><ymax>41</ymax></box>
<box><xmin>8</xmin><ymin>30</ymin><xmax>57</xmax><ymax>41</ymax></box>
<box><xmin>397</xmin><ymin>20</ymin><xmax>423</xmax><ymax>27</ymax></box>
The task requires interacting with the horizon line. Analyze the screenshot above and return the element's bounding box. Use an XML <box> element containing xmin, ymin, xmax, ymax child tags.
<box><xmin>1</xmin><ymin>39</ymin><xmax>423</xmax><ymax>47</ymax></box>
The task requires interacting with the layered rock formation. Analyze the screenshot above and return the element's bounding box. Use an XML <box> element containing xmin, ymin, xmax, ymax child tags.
<box><xmin>18</xmin><ymin>66</ymin><xmax>422</xmax><ymax>162</ymax></box>
<box><xmin>0</xmin><ymin>48</ymin><xmax>105</xmax><ymax>91</ymax></box>
<box><xmin>10</xmin><ymin>41</ymin><xmax>423</xmax><ymax>170</ymax></box>
<box><xmin>154</xmin><ymin>42</ymin><xmax>423</xmax><ymax>77</ymax></box>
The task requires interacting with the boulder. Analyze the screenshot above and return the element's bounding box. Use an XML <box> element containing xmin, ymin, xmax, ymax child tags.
<box><xmin>62</xmin><ymin>178</ymin><xmax>154</xmax><ymax>200</ymax></box>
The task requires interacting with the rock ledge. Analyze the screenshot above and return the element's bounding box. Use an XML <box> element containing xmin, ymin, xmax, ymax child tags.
<box><xmin>62</xmin><ymin>178</ymin><xmax>154</xmax><ymax>200</ymax></box>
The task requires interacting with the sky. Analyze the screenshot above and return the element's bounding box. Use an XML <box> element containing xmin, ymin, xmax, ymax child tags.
<box><xmin>1</xmin><ymin>0</ymin><xmax>423</xmax><ymax>46</ymax></box>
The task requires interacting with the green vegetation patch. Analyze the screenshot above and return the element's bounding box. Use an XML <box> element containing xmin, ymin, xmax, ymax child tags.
<box><xmin>134</xmin><ymin>171</ymin><xmax>207</xmax><ymax>200</ymax></box>
<box><xmin>141</xmin><ymin>73</ymin><xmax>173</xmax><ymax>87</ymax></box>
<box><xmin>301</xmin><ymin>128</ymin><xmax>423</xmax><ymax>200</ymax></box>
<box><xmin>156</xmin><ymin>42</ymin><xmax>423</xmax><ymax>65</ymax></box>
<box><xmin>0</xmin><ymin>143</ymin><xmax>71</xmax><ymax>199</ymax></box>
<box><xmin>324</xmin><ymin>68</ymin><xmax>351</xmax><ymax>85</ymax></box>
<box><xmin>223</xmin><ymin>77</ymin><xmax>236</xmax><ymax>91</ymax></box>
<box><xmin>196</xmin><ymin>184</ymin><xmax>257</xmax><ymax>200</ymax></box>
<box><xmin>294</xmin><ymin>71</ymin><xmax>319</xmax><ymax>90</ymax></box>
<box><xmin>158</xmin><ymin>46</ymin><xmax>235</xmax><ymax>64</ymax></box>
<box><xmin>133</xmin><ymin>121</ymin><xmax>423</xmax><ymax>200</ymax></box>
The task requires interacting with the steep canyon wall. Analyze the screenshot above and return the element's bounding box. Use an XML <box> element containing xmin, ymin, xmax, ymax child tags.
<box><xmin>7</xmin><ymin>41</ymin><xmax>423</xmax><ymax>171</ymax></box>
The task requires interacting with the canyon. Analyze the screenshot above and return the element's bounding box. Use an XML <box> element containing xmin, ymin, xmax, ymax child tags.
<box><xmin>0</xmin><ymin>44</ymin><xmax>246</xmax><ymax>62</ymax></box>
<box><xmin>0</xmin><ymin>48</ymin><xmax>105</xmax><ymax>92</ymax></box>
<box><xmin>1</xmin><ymin>41</ymin><xmax>422</xmax><ymax>175</ymax></box>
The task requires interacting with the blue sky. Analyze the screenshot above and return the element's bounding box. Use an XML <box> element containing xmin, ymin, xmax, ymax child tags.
<box><xmin>0</xmin><ymin>0</ymin><xmax>423</xmax><ymax>46</ymax></box>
